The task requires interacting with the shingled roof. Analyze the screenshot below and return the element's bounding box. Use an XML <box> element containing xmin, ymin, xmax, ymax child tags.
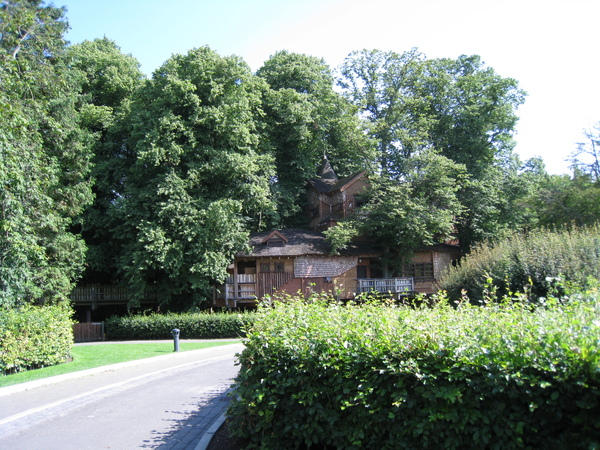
<box><xmin>307</xmin><ymin>156</ymin><xmax>366</xmax><ymax>194</ymax></box>
<box><xmin>238</xmin><ymin>229</ymin><xmax>379</xmax><ymax>258</ymax></box>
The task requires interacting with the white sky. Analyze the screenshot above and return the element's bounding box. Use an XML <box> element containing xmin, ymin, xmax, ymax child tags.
<box><xmin>62</xmin><ymin>0</ymin><xmax>600</xmax><ymax>175</ymax></box>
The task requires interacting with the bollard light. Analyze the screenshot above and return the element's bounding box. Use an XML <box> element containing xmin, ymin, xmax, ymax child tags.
<box><xmin>171</xmin><ymin>328</ymin><xmax>180</xmax><ymax>352</ymax></box>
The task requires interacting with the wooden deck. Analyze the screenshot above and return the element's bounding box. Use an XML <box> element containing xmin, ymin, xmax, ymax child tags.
<box><xmin>224</xmin><ymin>275</ymin><xmax>414</xmax><ymax>303</ymax></box>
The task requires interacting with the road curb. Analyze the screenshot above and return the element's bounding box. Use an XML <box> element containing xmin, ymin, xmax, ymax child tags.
<box><xmin>195</xmin><ymin>412</ymin><xmax>227</xmax><ymax>450</ymax></box>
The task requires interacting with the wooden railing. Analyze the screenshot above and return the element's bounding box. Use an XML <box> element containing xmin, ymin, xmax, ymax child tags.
<box><xmin>70</xmin><ymin>284</ymin><xmax>158</xmax><ymax>305</ymax></box>
<box><xmin>226</xmin><ymin>274</ymin><xmax>257</xmax><ymax>299</ymax></box>
<box><xmin>357</xmin><ymin>277</ymin><xmax>414</xmax><ymax>294</ymax></box>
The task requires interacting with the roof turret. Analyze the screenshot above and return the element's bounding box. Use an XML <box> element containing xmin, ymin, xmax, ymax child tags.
<box><xmin>316</xmin><ymin>155</ymin><xmax>338</xmax><ymax>181</ymax></box>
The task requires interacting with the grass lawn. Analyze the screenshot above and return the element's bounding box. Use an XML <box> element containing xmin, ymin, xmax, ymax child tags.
<box><xmin>0</xmin><ymin>340</ymin><xmax>241</xmax><ymax>388</ymax></box>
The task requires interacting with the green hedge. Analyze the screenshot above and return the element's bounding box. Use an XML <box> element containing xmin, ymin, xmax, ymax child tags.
<box><xmin>104</xmin><ymin>311</ymin><xmax>255</xmax><ymax>340</ymax></box>
<box><xmin>438</xmin><ymin>225</ymin><xmax>600</xmax><ymax>301</ymax></box>
<box><xmin>0</xmin><ymin>303</ymin><xmax>74</xmax><ymax>375</ymax></box>
<box><xmin>228</xmin><ymin>297</ymin><xmax>600</xmax><ymax>449</ymax></box>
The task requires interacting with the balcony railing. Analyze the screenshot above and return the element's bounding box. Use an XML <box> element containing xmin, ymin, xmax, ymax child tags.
<box><xmin>357</xmin><ymin>277</ymin><xmax>414</xmax><ymax>294</ymax></box>
<box><xmin>226</xmin><ymin>274</ymin><xmax>257</xmax><ymax>299</ymax></box>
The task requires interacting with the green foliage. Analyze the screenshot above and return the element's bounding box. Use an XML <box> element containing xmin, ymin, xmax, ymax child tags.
<box><xmin>67</xmin><ymin>38</ymin><xmax>145</xmax><ymax>284</ymax></box>
<box><xmin>421</xmin><ymin>54</ymin><xmax>526</xmax><ymax>178</ymax></box>
<box><xmin>338</xmin><ymin>50</ymin><xmax>525</xmax><ymax>179</ymax></box>
<box><xmin>0</xmin><ymin>0</ymin><xmax>94</xmax><ymax>305</ymax></box>
<box><xmin>456</xmin><ymin>158</ymin><xmax>546</xmax><ymax>253</ymax></box>
<box><xmin>0</xmin><ymin>303</ymin><xmax>74</xmax><ymax>375</ymax></box>
<box><xmin>113</xmin><ymin>46</ymin><xmax>276</xmax><ymax>307</ymax></box>
<box><xmin>438</xmin><ymin>225</ymin><xmax>600</xmax><ymax>301</ymax></box>
<box><xmin>68</xmin><ymin>37</ymin><xmax>144</xmax><ymax>110</ymax></box>
<box><xmin>228</xmin><ymin>296</ymin><xmax>600</xmax><ymax>449</ymax></box>
<box><xmin>526</xmin><ymin>172</ymin><xmax>600</xmax><ymax>230</ymax></box>
<box><xmin>328</xmin><ymin>150</ymin><xmax>465</xmax><ymax>275</ymax></box>
<box><xmin>338</xmin><ymin>49</ymin><xmax>529</xmax><ymax>256</ymax></box>
<box><xmin>104</xmin><ymin>311</ymin><xmax>255</xmax><ymax>340</ymax></box>
<box><xmin>257</xmin><ymin>50</ymin><xmax>375</xmax><ymax>227</ymax></box>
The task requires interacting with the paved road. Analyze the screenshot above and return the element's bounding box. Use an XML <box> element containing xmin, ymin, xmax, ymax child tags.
<box><xmin>0</xmin><ymin>343</ymin><xmax>244</xmax><ymax>449</ymax></box>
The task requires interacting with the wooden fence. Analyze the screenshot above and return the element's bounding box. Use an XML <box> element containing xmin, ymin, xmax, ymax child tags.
<box><xmin>73</xmin><ymin>322</ymin><xmax>104</xmax><ymax>343</ymax></box>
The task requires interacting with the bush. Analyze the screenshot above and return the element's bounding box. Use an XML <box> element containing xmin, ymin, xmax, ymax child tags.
<box><xmin>228</xmin><ymin>296</ymin><xmax>600</xmax><ymax>449</ymax></box>
<box><xmin>438</xmin><ymin>225</ymin><xmax>600</xmax><ymax>301</ymax></box>
<box><xmin>104</xmin><ymin>311</ymin><xmax>254</xmax><ymax>340</ymax></box>
<box><xmin>0</xmin><ymin>303</ymin><xmax>74</xmax><ymax>375</ymax></box>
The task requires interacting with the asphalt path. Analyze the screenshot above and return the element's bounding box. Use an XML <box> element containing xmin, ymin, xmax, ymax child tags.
<box><xmin>0</xmin><ymin>342</ymin><xmax>244</xmax><ymax>449</ymax></box>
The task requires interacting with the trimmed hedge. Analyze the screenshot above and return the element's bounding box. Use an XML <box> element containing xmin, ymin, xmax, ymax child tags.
<box><xmin>0</xmin><ymin>303</ymin><xmax>74</xmax><ymax>375</ymax></box>
<box><xmin>104</xmin><ymin>311</ymin><xmax>255</xmax><ymax>340</ymax></box>
<box><xmin>438</xmin><ymin>225</ymin><xmax>600</xmax><ymax>301</ymax></box>
<box><xmin>228</xmin><ymin>296</ymin><xmax>600</xmax><ymax>449</ymax></box>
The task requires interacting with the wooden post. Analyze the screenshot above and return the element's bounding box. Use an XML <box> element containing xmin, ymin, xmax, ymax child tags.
<box><xmin>233</xmin><ymin>261</ymin><xmax>239</xmax><ymax>303</ymax></box>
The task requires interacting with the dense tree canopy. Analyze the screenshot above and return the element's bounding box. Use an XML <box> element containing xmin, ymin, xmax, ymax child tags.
<box><xmin>67</xmin><ymin>38</ymin><xmax>144</xmax><ymax>282</ymax></box>
<box><xmin>112</xmin><ymin>47</ymin><xmax>276</xmax><ymax>308</ymax></box>
<box><xmin>327</xmin><ymin>150</ymin><xmax>466</xmax><ymax>276</ymax></box>
<box><xmin>0</xmin><ymin>0</ymin><xmax>94</xmax><ymax>306</ymax></box>
<box><xmin>338</xmin><ymin>49</ymin><xmax>528</xmax><ymax>255</ymax></box>
<box><xmin>338</xmin><ymin>50</ymin><xmax>525</xmax><ymax>177</ymax></box>
<box><xmin>525</xmin><ymin>171</ymin><xmax>600</xmax><ymax>229</ymax></box>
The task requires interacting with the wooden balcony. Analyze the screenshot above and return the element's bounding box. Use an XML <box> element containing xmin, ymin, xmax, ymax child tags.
<box><xmin>226</xmin><ymin>274</ymin><xmax>257</xmax><ymax>300</ymax></box>
<box><xmin>70</xmin><ymin>284</ymin><xmax>158</xmax><ymax>306</ymax></box>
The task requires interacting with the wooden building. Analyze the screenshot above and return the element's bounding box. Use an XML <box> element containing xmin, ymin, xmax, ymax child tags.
<box><xmin>216</xmin><ymin>156</ymin><xmax>460</xmax><ymax>308</ymax></box>
<box><xmin>216</xmin><ymin>228</ymin><xmax>389</xmax><ymax>308</ymax></box>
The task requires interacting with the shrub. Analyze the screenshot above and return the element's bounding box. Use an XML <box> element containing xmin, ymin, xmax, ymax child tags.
<box><xmin>0</xmin><ymin>303</ymin><xmax>74</xmax><ymax>375</ymax></box>
<box><xmin>104</xmin><ymin>311</ymin><xmax>254</xmax><ymax>340</ymax></box>
<box><xmin>228</xmin><ymin>296</ymin><xmax>600</xmax><ymax>449</ymax></box>
<box><xmin>438</xmin><ymin>225</ymin><xmax>600</xmax><ymax>301</ymax></box>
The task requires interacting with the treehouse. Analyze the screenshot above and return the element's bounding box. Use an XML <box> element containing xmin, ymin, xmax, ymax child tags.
<box><xmin>215</xmin><ymin>156</ymin><xmax>460</xmax><ymax>308</ymax></box>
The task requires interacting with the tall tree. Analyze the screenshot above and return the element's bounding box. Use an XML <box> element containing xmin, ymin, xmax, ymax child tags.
<box><xmin>419</xmin><ymin>55</ymin><xmax>525</xmax><ymax>178</ymax></box>
<box><xmin>67</xmin><ymin>38</ymin><xmax>145</xmax><ymax>283</ymax></box>
<box><xmin>0</xmin><ymin>0</ymin><xmax>94</xmax><ymax>306</ymax></box>
<box><xmin>455</xmin><ymin>157</ymin><xmax>545</xmax><ymax>251</ymax></box>
<box><xmin>338</xmin><ymin>48</ymin><xmax>428</xmax><ymax>177</ymax></box>
<box><xmin>114</xmin><ymin>47</ymin><xmax>275</xmax><ymax>308</ymax></box>
<box><xmin>257</xmin><ymin>51</ymin><xmax>375</xmax><ymax>227</ymax></box>
<box><xmin>338</xmin><ymin>49</ymin><xmax>527</xmax><ymax>254</ymax></box>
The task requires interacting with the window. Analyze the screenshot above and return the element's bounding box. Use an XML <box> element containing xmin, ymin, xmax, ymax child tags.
<box><xmin>266</xmin><ymin>238</ymin><xmax>285</xmax><ymax>247</ymax></box>
<box><xmin>260</xmin><ymin>263</ymin><xmax>270</xmax><ymax>273</ymax></box>
<box><xmin>405</xmin><ymin>263</ymin><xmax>434</xmax><ymax>279</ymax></box>
<box><xmin>310</xmin><ymin>207</ymin><xmax>319</xmax><ymax>218</ymax></box>
<box><xmin>274</xmin><ymin>262</ymin><xmax>285</xmax><ymax>272</ymax></box>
